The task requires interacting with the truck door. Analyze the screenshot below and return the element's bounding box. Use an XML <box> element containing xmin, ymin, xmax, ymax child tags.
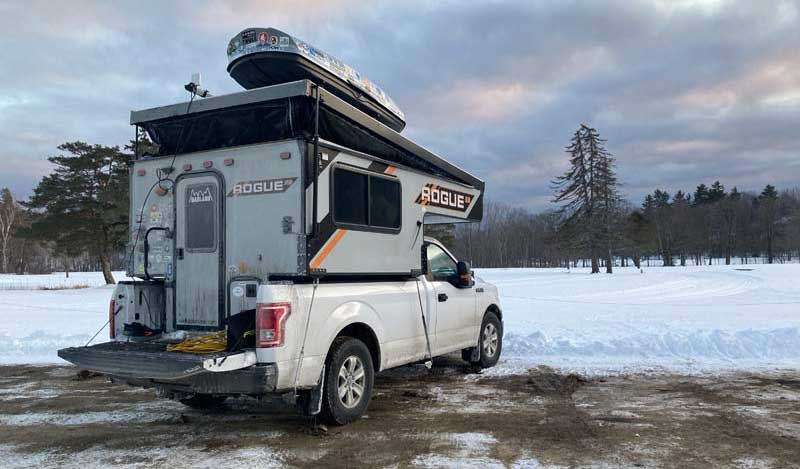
<box><xmin>424</xmin><ymin>242</ymin><xmax>476</xmax><ymax>352</ymax></box>
<box><xmin>174</xmin><ymin>174</ymin><xmax>223</xmax><ymax>329</ymax></box>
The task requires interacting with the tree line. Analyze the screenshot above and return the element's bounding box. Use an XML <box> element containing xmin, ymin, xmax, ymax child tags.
<box><xmin>440</xmin><ymin>183</ymin><xmax>799</xmax><ymax>270</ymax></box>
<box><xmin>439</xmin><ymin>125</ymin><xmax>799</xmax><ymax>270</ymax></box>
<box><xmin>1</xmin><ymin>130</ymin><xmax>797</xmax><ymax>281</ymax></box>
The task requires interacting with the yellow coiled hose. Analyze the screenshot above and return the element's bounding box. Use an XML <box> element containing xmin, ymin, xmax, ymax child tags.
<box><xmin>166</xmin><ymin>330</ymin><xmax>227</xmax><ymax>353</ymax></box>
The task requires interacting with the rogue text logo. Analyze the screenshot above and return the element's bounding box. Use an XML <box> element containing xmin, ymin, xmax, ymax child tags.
<box><xmin>227</xmin><ymin>177</ymin><xmax>297</xmax><ymax>197</ymax></box>
<box><xmin>415</xmin><ymin>184</ymin><xmax>473</xmax><ymax>212</ymax></box>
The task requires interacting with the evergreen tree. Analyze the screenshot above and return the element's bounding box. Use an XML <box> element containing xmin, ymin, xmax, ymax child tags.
<box><xmin>757</xmin><ymin>184</ymin><xmax>780</xmax><ymax>264</ymax></box>
<box><xmin>644</xmin><ymin>189</ymin><xmax>674</xmax><ymax>266</ymax></box>
<box><xmin>672</xmin><ymin>190</ymin><xmax>691</xmax><ymax>266</ymax></box>
<box><xmin>552</xmin><ymin>124</ymin><xmax>620</xmax><ymax>273</ymax></box>
<box><xmin>693</xmin><ymin>184</ymin><xmax>710</xmax><ymax>206</ymax></box>
<box><xmin>708</xmin><ymin>181</ymin><xmax>726</xmax><ymax>203</ymax></box>
<box><xmin>26</xmin><ymin>142</ymin><xmax>130</xmax><ymax>284</ymax></box>
<box><xmin>588</xmin><ymin>126</ymin><xmax>620</xmax><ymax>273</ymax></box>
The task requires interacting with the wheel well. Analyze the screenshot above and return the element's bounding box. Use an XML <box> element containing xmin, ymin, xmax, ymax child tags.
<box><xmin>486</xmin><ymin>304</ymin><xmax>502</xmax><ymax>322</ymax></box>
<box><xmin>336</xmin><ymin>323</ymin><xmax>381</xmax><ymax>371</ymax></box>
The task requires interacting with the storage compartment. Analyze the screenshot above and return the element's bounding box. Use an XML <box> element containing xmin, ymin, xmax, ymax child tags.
<box><xmin>112</xmin><ymin>281</ymin><xmax>166</xmax><ymax>339</ymax></box>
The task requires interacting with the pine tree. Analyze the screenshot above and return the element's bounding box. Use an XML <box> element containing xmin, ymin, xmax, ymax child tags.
<box><xmin>758</xmin><ymin>184</ymin><xmax>780</xmax><ymax>264</ymax></box>
<box><xmin>586</xmin><ymin>126</ymin><xmax>620</xmax><ymax>273</ymax></box>
<box><xmin>708</xmin><ymin>181</ymin><xmax>726</xmax><ymax>203</ymax></box>
<box><xmin>643</xmin><ymin>190</ymin><xmax>674</xmax><ymax>266</ymax></box>
<box><xmin>693</xmin><ymin>184</ymin><xmax>710</xmax><ymax>206</ymax></box>
<box><xmin>672</xmin><ymin>190</ymin><xmax>691</xmax><ymax>266</ymax></box>
<box><xmin>552</xmin><ymin>126</ymin><xmax>598</xmax><ymax>272</ymax></box>
<box><xmin>26</xmin><ymin>142</ymin><xmax>130</xmax><ymax>284</ymax></box>
<box><xmin>552</xmin><ymin>124</ymin><xmax>620</xmax><ymax>273</ymax></box>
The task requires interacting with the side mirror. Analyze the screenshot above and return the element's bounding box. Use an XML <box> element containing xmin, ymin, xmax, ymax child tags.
<box><xmin>456</xmin><ymin>261</ymin><xmax>474</xmax><ymax>288</ymax></box>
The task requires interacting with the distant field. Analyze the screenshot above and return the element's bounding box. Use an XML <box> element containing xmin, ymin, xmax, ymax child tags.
<box><xmin>0</xmin><ymin>272</ymin><xmax>131</xmax><ymax>291</ymax></box>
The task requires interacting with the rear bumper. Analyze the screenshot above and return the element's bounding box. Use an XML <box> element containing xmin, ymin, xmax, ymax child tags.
<box><xmin>58</xmin><ymin>342</ymin><xmax>277</xmax><ymax>395</ymax></box>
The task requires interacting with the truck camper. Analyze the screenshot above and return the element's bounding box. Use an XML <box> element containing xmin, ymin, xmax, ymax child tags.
<box><xmin>59</xmin><ymin>29</ymin><xmax>502</xmax><ymax>425</ymax></box>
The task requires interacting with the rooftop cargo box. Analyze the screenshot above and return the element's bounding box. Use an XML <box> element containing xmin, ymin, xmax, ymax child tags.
<box><xmin>226</xmin><ymin>27</ymin><xmax>406</xmax><ymax>133</ymax></box>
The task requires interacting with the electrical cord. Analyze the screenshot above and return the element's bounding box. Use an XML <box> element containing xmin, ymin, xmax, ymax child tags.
<box><xmin>127</xmin><ymin>91</ymin><xmax>196</xmax><ymax>274</ymax></box>
<box><xmin>140</xmin><ymin>290</ymin><xmax>156</xmax><ymax>329</ymax></box>
<box><xmin>166</xmin><ymin>330</ymin><xmax>227</xmax><ymax>353</ymax></box>
<box><xmin>85</xmin><ymin>303</ymin><xmax>122</xmax><ymax>346</ymax></box>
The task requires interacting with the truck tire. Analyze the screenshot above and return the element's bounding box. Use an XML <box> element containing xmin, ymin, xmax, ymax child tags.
<box><xmin>470</xmin><ymin>311</ymin><xmax>502</xmax><ymax>368</ymax></box>
<box><xmin>320</xmin><ymin>337</ymin><xmax>374</xmax><ymax>425</ymax></box>
<box><xmin>179</xmin><ymin>394</ymin><xmax>227</xmax><ymax>409</ymax></box>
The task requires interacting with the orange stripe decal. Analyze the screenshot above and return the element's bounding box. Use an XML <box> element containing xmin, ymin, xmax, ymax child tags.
<box><xmin>385</xmin><ymin>166</ymin><xmax>396</xmax><ymax>175</ymax></box>
<box><xmin>310</xmin><ymin>229</ymin><xmax>347</xmax><ymax>269</ymax></box>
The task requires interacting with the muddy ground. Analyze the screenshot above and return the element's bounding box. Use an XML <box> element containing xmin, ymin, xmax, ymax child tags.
<box><xmin>0</xmin><ymin>359</ymin><xmax>798</xmax><ymax>468</ymax></box>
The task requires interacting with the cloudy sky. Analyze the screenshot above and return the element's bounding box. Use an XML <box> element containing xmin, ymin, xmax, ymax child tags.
<box><xmin>1</xmin><ymin>0</ymin><xmax>798</xmax><ymax>209</ymax></box>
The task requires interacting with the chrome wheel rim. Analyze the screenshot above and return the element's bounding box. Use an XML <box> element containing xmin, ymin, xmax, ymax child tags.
<box><xmin>337</xmin><ymin>355</ymin><xmax>365</xmax><ymax>409</ymax></box>
<box><xmin>483</xmin><ymin>323</ymin><xmax>499</xmax><ymax>357</ymax></box>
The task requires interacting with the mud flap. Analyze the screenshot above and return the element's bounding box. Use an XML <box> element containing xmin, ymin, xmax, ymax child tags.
<box><xmin>300</xmin><ymin>367</ymin><xmax>325</xmax><ymax>416</ymax></box>
<box><xmin>469</xmin><ymin>347</ymin><xmax>480</xmax><ymax>362</ymax></box>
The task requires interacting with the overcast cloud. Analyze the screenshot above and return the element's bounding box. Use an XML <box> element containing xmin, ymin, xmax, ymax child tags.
<box><xmin>1</xmin><ymin>0</ymin><xmax>798</xmax><ymax>209</ymax></box>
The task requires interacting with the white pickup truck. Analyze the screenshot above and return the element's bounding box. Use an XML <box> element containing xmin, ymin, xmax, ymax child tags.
<box><xmin>59</xmin><ymin>54</ymin><xmax>502</xmax><ymax>425</ymax></box>
<box><xmin>60</xmin><ymin>238</ymin><xmax>502</xmax><ymax>424</ymax></box>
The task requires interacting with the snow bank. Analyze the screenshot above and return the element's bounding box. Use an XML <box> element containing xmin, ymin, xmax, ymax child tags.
<box><xmin>477</xmin><ymin>264</ymin><xmax>800</xmax><ymax>374</ymax></box>
<box><xmin>1</xmin><ymin>265</ymin><xmax>799</xmax><ymax>373</ymax></box>
<box><xmin>0</xmin><ymin>286</ymin><xmax>114</xmax><ymax>363</ymax></box>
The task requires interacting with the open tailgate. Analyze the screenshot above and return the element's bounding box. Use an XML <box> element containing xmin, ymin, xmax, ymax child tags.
<box><xmin>58</xmin><ymin>342</ymin><xmax>276</xmax><ymax>394</ymax></box>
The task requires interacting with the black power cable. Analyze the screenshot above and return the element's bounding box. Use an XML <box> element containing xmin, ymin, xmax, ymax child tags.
<box><xmin>127</xmin><ymin>91</ymin><xmax>197</xmax><ymax>274</ymax></box>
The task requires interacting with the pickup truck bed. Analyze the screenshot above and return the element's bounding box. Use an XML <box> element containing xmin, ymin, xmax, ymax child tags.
<box><xmin>58</xmin><ymin>342</ymin><xmax>277</xmax><ymax>395</ymax></box>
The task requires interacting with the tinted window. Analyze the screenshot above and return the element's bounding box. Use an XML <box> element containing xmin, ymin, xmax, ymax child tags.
<box><xmin>370</xmin><ymin>177</ymin><xmax>401</xmax><ymax>228</ymax></box>
<box><xmin>426</xmin><ymin>243</ymin><xmax>457</xmax><ymax>281</ymax></box>
<box><xmin>185</xmin><ymin>183</ymin><xmax>217</xmax><ymax>251</ymax></box>
<box><xmin>333</xmin><ymin>169</ymin><xmax>368</xmax><ymax>225</ymax></box>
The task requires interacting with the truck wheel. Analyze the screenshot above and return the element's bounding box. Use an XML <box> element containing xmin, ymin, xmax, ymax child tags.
<box><xmin>179</xmin><ymin>394</ymin><xmax>227</xmax><ymax>409</ymax></box>
<box><xmin>475</xmin><ymin>312</ymin><xmax>502</xmax><ymax>368</ymax></box>
<box><xmin>320</xmin><ymin>337</ymin><xmax>374</xmax><ymax>425</ymax></box>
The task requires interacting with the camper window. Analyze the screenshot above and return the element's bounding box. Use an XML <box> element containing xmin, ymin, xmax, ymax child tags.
<box><xmin>332</xmin><ymin>166</ymin><xmax>401</xmax><ymax>232</ymax></box>
<box><xmin>333</xmin><ymin>169</ymin><xmax>368</xmax><ymax>225</ymax></box>
<box><xmin>370</xmin><ymin>177</ymin><xmax>401</xmax><ymax>229</ymax></box>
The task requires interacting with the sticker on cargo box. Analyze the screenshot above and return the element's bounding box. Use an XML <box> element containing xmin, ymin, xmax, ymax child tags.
<box><xmin>232</xmin><ymin>286</ymin><xmax>244</xmax><ymax>297</ymax></box>
<box><xmin>227</xmin><ymin>177</ymin><xmax>297</xmax><ymax>197</ymax></box>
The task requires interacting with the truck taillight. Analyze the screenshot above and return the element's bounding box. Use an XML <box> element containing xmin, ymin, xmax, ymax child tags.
<box><xmin>109</xmin><ymin>300</ymin><xmax>116</xmax><ymax>339</ymax></box>
<box><xmin>256</xmin><ymin>302</ymin><xmax>291</xmax><ymax>348</ymax></box>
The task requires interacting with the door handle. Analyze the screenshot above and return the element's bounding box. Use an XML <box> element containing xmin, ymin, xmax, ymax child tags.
<box><xmin>177</xmin><ymin>248</ymin><xmax>184</xmax><ymax>260</ymax></box>
<box><xmin>476</xmin><ymin>287</ymin><xmax>484</xmax><ymax>293</ymax></box>
<box><xmin>438</xmin><ymin>293</ymin><xmax>448</xmax><ymax>302</ymax></box>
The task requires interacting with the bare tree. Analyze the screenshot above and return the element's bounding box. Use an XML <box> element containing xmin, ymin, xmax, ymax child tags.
<box><xmin>0</xmin><ymin>188</ymin><xmax>19</xmax><ymax>273</ymax></box>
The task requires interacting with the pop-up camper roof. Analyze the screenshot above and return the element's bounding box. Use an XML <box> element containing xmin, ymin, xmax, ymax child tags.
<box><xmin>130</xmin><ymin>80</ymin><xmax>484</xmax><ymax>222</ymax></box>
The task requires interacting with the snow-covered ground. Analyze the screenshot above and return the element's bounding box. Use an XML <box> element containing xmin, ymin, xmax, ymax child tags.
<box><xmin>0</xmin><ymin>271</ymin><xmax>129</xmax><ymax>290</ymax></box>
<box><xmin>0</xmin><ymin>265</ymin><xmax>798</xmax><ymax>374</ymax></box>
<box><xmin>478</xmin><ymin>264</ymin><xmax>800</xmax><ymax>375</ymax></box>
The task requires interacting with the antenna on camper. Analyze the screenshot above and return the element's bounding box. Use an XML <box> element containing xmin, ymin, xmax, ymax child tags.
<box><xmin>184</xmin><ymin>72</ymin><xmax>212</xmax><ymax>97</ymax></box>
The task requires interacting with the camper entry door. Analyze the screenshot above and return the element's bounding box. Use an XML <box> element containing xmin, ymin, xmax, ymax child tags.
<box><xmin>174</xmin><ymin>174</ymin><xmax>223</xmax><ymax>329</ymax></box>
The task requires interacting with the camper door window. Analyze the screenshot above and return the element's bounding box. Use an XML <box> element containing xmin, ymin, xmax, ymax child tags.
<box><xmin>332</xmin><ymin>166</ymin><xmax>401</xmax><ymax>233</ymax></box>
